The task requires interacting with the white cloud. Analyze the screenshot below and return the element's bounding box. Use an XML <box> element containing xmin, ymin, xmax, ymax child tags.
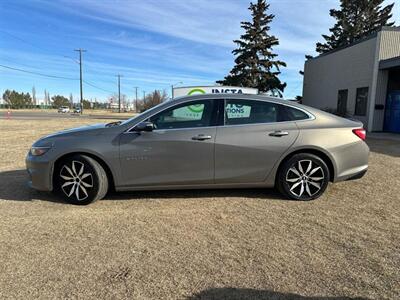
<box><xmin>54</xmin><ymin>0</ymin><xmax>247</xmax><ymax>48</ymax></box>
<box><xmin>5</xmin><ymin>0</ymin><xmax>398</xmax><ymax>100</ymax></box>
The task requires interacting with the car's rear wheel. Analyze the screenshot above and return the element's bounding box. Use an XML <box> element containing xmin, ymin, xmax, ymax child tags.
<box><xmin>277</xmin><ymin>153</ymin><xmax>330</xmax><ymax>201</ymax></box>
<box><xmin>54</xmin><ymin>154</ymin><xmax>108</xmax><ymax>205</ymax></box>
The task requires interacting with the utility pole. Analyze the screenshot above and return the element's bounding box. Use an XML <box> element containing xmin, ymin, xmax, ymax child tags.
<box><xmin>116</xmin><ymin>74</ymin><xmax>123</xmax><ymax>113</ymax></box>
<box><xmin>74</xmin><ymin>49</ymin><xmax>86</xmax><ymax>114</ymax></box>
<box><xmin>143</xmin><ymin>91</ymin><xmax>146</xmax><ymax>102</ymax></box>
<box><xmin>134</xmin><ymin>87</ymin><xmax>138</xmax><ymax>112</ymax></box>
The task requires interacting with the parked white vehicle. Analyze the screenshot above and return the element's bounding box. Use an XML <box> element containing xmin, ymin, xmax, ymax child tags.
<box><xmin>58</xmin><ymin>106</ymin><xmax>70</xmax><ymax>113</ymax></box>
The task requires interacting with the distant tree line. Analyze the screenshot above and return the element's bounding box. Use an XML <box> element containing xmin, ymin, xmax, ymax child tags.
<box><xmin>2</xmin><ymin>90</ymin><xmax>33</xmax><ymax>108</ymax></box>
<box><xmin>0</xmin><ymin>88</ymin><xmax>168</xmax><ymax>111</ymax></box>
<box><xmin>1</xmin><ymin>89</ymin><xmax>114</xmax><ymax>110</ymax></box>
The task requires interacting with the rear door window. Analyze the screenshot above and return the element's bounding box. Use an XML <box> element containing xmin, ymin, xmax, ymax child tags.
<box><xmin>224</xmin><ymin>99</ymin><xmax>283</xmax><ymax>125</ymax></box>
<box><xmin>284</xmin><ymin>106</ymin><xmax>310</xmax><ymax>121</ymax></box>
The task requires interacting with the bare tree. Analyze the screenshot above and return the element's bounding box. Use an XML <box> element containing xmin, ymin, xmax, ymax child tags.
<box><xmin>139</xmin><ymin>90</ymin><xmax>168</xmax><ymax>112</ymax></box>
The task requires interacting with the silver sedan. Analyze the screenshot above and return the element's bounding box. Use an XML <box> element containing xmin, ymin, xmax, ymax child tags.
<box><xmin>26</xmin><ymin>94</ymin><xmax>369</xmax><ymax>204</ymax></box>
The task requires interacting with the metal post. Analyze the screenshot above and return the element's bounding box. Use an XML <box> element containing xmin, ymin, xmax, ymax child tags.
<box><xmin>116</xmin><ymin>74</ymin><xmax>122</xmax><ymax>113</ymax></box>
<box><xmin>134</xmin><ymin>87</ymin><xmax>138</xmax><ymax>112</ymax></box>
<box><xmin>171</xmin><ymin>81</ymin><xmax>182</xmax><ymax>100</ymax></box>
<box><xmin>74</xmin><ymin>49</ymin><xmax>86</xmax><ymax>114</ymax></box>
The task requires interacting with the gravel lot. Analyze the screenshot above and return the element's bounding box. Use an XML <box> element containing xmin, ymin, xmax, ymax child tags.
<box><xmin>0</xmin><ymin>119</ymin><xmax>399</xmax><ymax>299</ymax></box>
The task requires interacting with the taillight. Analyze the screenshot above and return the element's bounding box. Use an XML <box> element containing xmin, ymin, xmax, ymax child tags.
<box><xmin>353</xmin><ymin>128</ymin><xmax>366</xmax><ymax>141</ymax></box>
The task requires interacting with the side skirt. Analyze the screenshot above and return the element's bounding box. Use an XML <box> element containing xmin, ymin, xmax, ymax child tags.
<box><xmin>115</xmin><ymin>182</ymin><xmax>274</xmax><ymax>192</ymax></box>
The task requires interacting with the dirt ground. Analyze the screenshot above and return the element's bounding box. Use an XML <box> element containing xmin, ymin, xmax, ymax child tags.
<box><xmin>0</xmin><ymin>118</ymin><xmax>399</xmax><ymax>300</ymax></box>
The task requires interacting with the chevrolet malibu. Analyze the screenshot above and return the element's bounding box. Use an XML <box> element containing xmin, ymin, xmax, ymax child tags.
<box><xmin>26</xmin><ymin>94</ymin><xmax>369</xmax><ymax>205</ymax></box>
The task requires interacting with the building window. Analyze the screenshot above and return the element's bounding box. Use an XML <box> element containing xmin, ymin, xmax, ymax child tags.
<box><xmin>355</xmin><ymin>87</ymin><xmax>369</xmax><ymax>116</ymax></box>
<box><xmin>337</xmin><ymin>89</ymin><xmax>348</xmax><ymax>117</ymax></box>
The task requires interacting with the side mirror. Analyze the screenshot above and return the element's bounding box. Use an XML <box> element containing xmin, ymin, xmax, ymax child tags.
<box><xmin>134</xmin><ymin>121</ymin><xmax>154</xmax><ymax>132</ymax></box>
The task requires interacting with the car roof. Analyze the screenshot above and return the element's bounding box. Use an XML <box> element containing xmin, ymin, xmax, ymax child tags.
<box><xmin>174</xmin><ymin>93</ymin><xmax>290</xmax><ymax>104</ymax></box>
<box><xmin>172</xmin><ymin>93</ymin><xmax>308</xmax><ymax>110</ymax></box>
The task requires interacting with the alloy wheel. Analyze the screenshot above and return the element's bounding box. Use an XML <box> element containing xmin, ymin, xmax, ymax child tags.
<box><xmin>285</xmin><ymin>159</ymin><xmax>325</xmax><ymax>198</ymax></box>
<box><xmin>60</xmin><ymin>160</ymin><xmax>93</xmax><ymax>201</ymax></box>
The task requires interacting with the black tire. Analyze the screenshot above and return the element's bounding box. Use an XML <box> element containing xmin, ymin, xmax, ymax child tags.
<box><xmin>53</xmin><ymin>154</ymin><xmax>108</xmax><ymax>205</ymax></box>
<box><xmin>276</xmin><ymin>153</ymin><xmax>330</xmax><ymax>201</ymax></box>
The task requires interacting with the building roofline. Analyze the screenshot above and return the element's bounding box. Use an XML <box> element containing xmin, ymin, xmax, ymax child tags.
<box><xmin>379</xmin><ymin>56</ymin><xmax>400</xmax><ymax>69</ymax></box>
<box><xmin>308</xmin><ymin>26</ymin><xmax>400</xmax><ymax>61</ymax></box>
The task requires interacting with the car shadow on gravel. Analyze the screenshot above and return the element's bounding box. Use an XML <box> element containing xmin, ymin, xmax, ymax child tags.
<box><xmin>0</xmin><ymin>169</ymin><xmax>284</xmax><ymax>203</ymax></box>
<box><xmin>187</xmin><ymin>288</ymin><xmax>369</xmax><ymax>300</ymax></box>
<box><xmin>105</xmin><ymin>187</ymin><xmax>284</xmax><ymax>201</ymax></box>
<box><xmin>0</xmin><ymin>169</ymin><xmax>59</xmax><ymax>202</ymax></box>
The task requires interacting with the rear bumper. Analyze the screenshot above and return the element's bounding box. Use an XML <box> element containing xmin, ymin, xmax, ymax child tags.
<box><xmin>26</xmin><ymin>154</ymin><xmax>53</xmax><ymax>191</ymax></box>
<box><xmin>332</xmin><ymin>140</ymin><xmax>369</xmax><ymax>183</ymax></box>
<box><xmin>345</xmin><ymin>168</ymin><xmax>368</xmax><ymax>181</ymax></box>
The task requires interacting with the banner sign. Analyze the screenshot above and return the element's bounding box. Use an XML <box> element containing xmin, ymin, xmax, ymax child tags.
<box><xmin>173</xmin><ymin>86</ymin><xmax>258</xmax><ymax>98</ymax></box>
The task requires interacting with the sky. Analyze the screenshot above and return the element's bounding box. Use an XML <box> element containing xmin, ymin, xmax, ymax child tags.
<box><xmin>0</xmin><ymin>0</ymin><xmax>398</xmax><ymax>102</ymax></box>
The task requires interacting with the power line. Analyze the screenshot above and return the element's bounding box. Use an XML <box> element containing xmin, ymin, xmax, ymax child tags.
<box><xmin>0</xmin><ymin>63</ymin><xmax>116</xmax><ymax>94</ymax></box>
<box><xmin>0</xmin><ymin>29</ymin><xmax>79</xmax><ymax>65</ymax></box>
<box><xmin>0</xmin><ymin>30</ymin><xmax>115</xmax><ymax>86</ymax></box>
<box><xmin>83</xmin><ymin>80</ymin><xmax>114</xmax><ymax>94</ymax></box>
<box><xmin>0</xmin><ymin>30</ymin><xmax>135</xmax><ymax>98</ymax></box>
<box><xmin>0</xmin><ymin>64</ymin><xmax>78</xmax><ymax>80</ymax></box>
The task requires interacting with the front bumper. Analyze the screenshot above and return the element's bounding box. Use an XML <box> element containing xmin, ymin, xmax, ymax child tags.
<box><xmin>26</xmin><ymin>154</ymin><xmax>53</xmax><ymax>191</ymax></box>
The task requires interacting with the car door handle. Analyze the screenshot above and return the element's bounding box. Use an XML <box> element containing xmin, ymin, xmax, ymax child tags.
<box><xmin>192</xmin><ymin>134</ymin><xmax>212</xmax><ymax>141</ymax></box>
<box><xmin>269</xmin><ymin>131</ymin><xmax>289</xmax><ymax>137</ymax></box>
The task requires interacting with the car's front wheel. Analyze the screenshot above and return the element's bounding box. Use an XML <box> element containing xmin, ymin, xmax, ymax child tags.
<box><xmin>277</xmin><ymin>153</ymin><xmax>330</xmax><ymax>201</ymax></box>
<box><xmin>54</xmin><ymin>154</ymin><xmax>108</xmax><ymax>205</ymax></box>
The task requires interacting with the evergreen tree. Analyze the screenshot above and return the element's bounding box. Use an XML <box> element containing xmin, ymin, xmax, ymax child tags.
<box><xmin>51</xmin><ymin>95</ymin><xmax>70</xmax><ymax>108</ymax></box>
<box><xmin>3</xmin><ymin>90</ymin><xmax>32</xmax><ymax>108</ymax></box>
<box><xmin>316</xmin><ymin>0</ymin><xmax>395</xmax><ymax>54</ymax></box>
<box><xmin>217</xmin><ymin>0</ymin><xmax>286</xmax><ymax>96</ymax></box>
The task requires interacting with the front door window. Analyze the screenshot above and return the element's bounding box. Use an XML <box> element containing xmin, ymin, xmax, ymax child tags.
<box><xmin>150</xmin><ymin>100</ymin><xmax>215</xmax><ymax>129</ymax></box>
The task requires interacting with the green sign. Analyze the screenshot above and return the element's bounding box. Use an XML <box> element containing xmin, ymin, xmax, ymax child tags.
<box><xmin>188</xmin><ymin>88</ymin><xmax>206</xmax><ymax>96</ymax></box>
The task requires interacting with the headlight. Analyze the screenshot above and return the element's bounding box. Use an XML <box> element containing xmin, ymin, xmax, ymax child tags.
<box><xmin>30</xmin><ymin>147</ymin><xmax>51</xmax><ymax>156</ymax></box>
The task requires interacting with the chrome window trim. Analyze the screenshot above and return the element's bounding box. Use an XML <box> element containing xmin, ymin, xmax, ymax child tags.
<box><xmin>222</xmin><ymin>98</ymin><xmax>315</xmax><ymax>126</ymax></box>
<box><xmin>124</xmin><ymin>97</ymin><xmax>315</xmax><ymax>133</ymax></box>
<box><xmin>124</xmin><ymin>127</ymin><xmax>217</xmax><ymax>134</ymax></box>
<box><xmin>152</xmin><ymin>126</ymin><xmax>217</xmax><ymax>133</ymax></box>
